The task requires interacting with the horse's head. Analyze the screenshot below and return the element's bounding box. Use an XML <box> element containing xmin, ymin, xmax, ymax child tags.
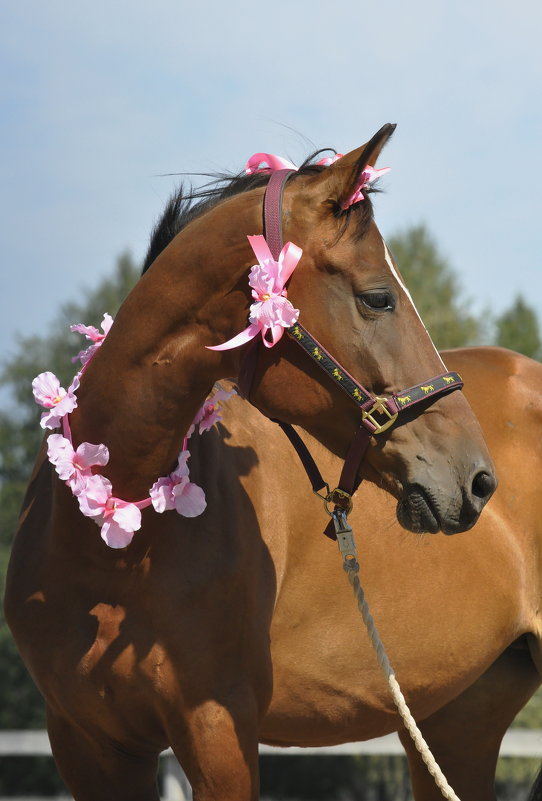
<box><xmin>204</xmin><ymin>124</ymin><xmax>496</xmax><ymax>535</ymax></box>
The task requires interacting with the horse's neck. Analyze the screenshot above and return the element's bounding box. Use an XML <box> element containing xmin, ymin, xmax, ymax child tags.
<box><xmin>68</xmin><ymin>250</ymin><xmax>243</xmax><ymax>500</ymax></box>
<box><xmin>69</xmin><ymin>330</ymin><xmax>211</xmax><ymax>501</ymax></box>
<box><xmin>67</xmin><ymin>190</ymin><xmax>264</xmax><ymax>501</ymax></box>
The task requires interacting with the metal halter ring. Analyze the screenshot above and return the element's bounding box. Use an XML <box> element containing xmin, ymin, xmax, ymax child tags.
<box><xmin>314</xmin><ymin>485</ymin><xmax>354</xmax><ymax>517</ymax></box>
<box><xmin>361</xmin><ymin>396</ymin><xmax>398</xmax><ymax>435</ymax></box>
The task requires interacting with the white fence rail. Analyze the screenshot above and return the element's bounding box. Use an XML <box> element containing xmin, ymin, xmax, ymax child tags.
<box><xmin>2</xmin><ymin>729</ymin><xmax>542</xmax><ymax>801</ymax></box>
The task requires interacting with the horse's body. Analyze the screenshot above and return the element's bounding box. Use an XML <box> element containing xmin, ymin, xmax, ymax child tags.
<box><xmin>5</xmin><ymin>126</ymin><xmax>541</xmax><ymax>800</ymax></box>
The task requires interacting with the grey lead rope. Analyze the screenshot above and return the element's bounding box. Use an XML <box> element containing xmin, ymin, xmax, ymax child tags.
<box><xmin>333</xmin><ymin>509</ymin><xmax>461</xmax><ymax>801</ymax></box>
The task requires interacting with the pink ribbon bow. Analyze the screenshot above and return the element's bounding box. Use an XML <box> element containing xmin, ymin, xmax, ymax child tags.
<box><xmin>207</xmin><ymin>235</ymin><xmax>301</xmax><ymax>351</ymax></box>
<box><xmin>317</xmin><ymin>153</ymin><xmax>344</xmax><ymax>166</ymax></box>
<box><xmin>245</xmin><ymin>153</ymin><xmax>298</xmax><ymax>174</ymax></box>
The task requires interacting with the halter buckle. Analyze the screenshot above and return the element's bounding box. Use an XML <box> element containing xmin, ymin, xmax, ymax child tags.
<box><xmin>361</xmin><ymin>396</ymin><xmax>398</xmax><ymax>435</ymax></box>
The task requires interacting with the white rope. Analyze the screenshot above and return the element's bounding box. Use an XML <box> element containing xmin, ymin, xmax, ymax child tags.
<box><xmin>338</xmin><ymin>531</ymin><xmax>461</xmax><ymax>801</ymax></box>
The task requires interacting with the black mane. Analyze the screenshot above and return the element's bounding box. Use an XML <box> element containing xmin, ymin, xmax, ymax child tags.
<box><xmin>142</xmin><ymin>149</ymin><xmax>376</xmax><ymax>274</ymax></box>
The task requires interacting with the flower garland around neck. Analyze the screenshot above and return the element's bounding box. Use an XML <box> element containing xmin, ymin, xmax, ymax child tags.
<box><xmin>32</xmin><ymin>314</ymin><xmax>235</xmax><ymax>550</ymax></box>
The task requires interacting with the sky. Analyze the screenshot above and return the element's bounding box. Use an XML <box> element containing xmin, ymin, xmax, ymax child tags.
<box><xmin>1</xmin><ymin>1</ymin><xmax>541</xmax><ymax>376</ymax></box>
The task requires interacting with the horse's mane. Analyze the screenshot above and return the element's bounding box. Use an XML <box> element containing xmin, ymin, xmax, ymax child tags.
<box><xmin>142</xmin><ymin>149</ymin><xmax>376</xmax><ymax>274</ymax></box>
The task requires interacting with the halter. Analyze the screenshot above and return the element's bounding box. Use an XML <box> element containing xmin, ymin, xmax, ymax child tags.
<box><xmin>241</xmin><ymin>169</ymin><xmax>464</xmax><ymax>540</ymax></box>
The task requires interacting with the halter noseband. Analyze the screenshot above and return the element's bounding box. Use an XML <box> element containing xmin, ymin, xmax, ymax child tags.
<box><xmin>241</xmin><ymin>169</ymin><xmax>463</xmax><ymax>540</ymax></box>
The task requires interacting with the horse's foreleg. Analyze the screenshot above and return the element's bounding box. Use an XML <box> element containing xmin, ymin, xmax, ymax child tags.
<box><xmin>168</xmin><ymin>687</ymin><xmax>262</xmax><ymax>801</ymax></box>
<box><xmin>46</xmin><ymin>706</ymin><xmax>161</xmax><ymax>801</ymax></box>
<box><xmin>399</xmin><ymin>644</ymin><xmax>540</xmax><ymax>801</ymax></box>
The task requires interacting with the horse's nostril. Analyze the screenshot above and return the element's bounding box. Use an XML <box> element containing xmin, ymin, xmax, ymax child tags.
<box><xmin>472</xmin><ymin>470</ymin><xmax>497</xmax><ymax>501</ymax></box>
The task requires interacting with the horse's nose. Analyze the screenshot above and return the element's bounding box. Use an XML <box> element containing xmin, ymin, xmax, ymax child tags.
<box><xmin>469</xmin><ymin>468</ymin><xmax>498</xmax><ymax>511</ymax></box>
<box><xmin>444</xmin><ymin>467</ymin><xmax>497</xmax><ymax>534</ymax></box>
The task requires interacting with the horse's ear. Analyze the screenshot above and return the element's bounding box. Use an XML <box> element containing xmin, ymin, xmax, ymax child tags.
<box><xmin>317</xmin><ymin>123</ymin><xmax>396</xmax><ymax>209</ymax></box>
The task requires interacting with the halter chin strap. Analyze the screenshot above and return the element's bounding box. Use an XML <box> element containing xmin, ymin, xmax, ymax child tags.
<box><xmin>240</xmin><ymin>169</ymin><xmax>464</xmax><ymax>540</ymax></box>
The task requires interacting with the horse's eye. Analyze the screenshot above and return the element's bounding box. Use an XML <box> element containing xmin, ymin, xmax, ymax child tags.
<box><xmin>357</xmin><ymin>291</ymin><xmax>395</xmax><ymax>312</ymax></box>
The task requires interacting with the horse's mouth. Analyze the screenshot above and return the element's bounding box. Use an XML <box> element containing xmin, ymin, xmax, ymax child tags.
<box><xmin>396</xmin><ymin>484</ymin><xmax>442</xmax><ymax>534</ymax></box>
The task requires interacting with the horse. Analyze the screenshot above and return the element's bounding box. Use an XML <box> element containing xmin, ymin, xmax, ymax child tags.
<box><xmin>6</xmin><ymin>121</ymin><xmax>538</xmax><ymax>801</ymax></box>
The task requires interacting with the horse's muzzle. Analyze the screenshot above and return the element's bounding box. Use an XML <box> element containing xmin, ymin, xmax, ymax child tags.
<box><xmin>396</xmin><ymin>467</ymin><xmax>498</xmax><ymax>535</ymax></box>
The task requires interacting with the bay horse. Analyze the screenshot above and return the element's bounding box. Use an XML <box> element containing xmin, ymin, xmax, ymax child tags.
<box><xmin>5</xmin><ymin>122</ymin><xmax>538</xmax><ymax>801</ymax></box>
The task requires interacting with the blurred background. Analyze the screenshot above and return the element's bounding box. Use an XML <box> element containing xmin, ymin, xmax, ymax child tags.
<box><xmin>1</xmin><ymin>1</ymin><xmax>541</xmax><ymax>797</ymax></box>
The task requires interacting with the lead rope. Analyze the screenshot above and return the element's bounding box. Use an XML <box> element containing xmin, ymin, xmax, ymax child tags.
<box><xmin>333</xmin><ymin>509</ymin><xmax>461</xmax><ymax>801</ymax></box>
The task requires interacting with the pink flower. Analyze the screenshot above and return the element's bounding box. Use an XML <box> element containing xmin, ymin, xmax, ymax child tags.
<box><xmin>32</xmin><ymin>372</ymin><xmax>80</xmax><ymax>429</ymax></box>
<box><xmin>76</xmin><ymin>473</ymin><xmax>142</xmax><ymax>549</ymax></box>
<box><xmin>150</xmin><ymin>451</ymin><xmax>207</xmax><ymax>518</ymax></box>
<box><xmin>188</xmin><ymin>387</ymin><xmax>236</xmax><ymax>436</ymax></box>
<box><xmin>207</xmin><ymin>236</ymin><xmax>301</xmax><ymax>352</ymax></box>
<box><xmin>71</xmin><ymin>313</ymin><xmax>113</xmax><ymax>365</ymax></box>
<box><xmin>247</xmin><ymin>261</ymin><xmax>299</xmax><ymax>335</ymax></box>
<box><xmin>47</xmin><ymin>434</ymin><xmax>109</xmax><ymax>493</ymax></box>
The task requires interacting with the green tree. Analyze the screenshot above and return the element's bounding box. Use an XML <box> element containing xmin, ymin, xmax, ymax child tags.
<box><xmin>495</xmin><ymin>295</ymin><xmax>541</xmax><ymax>360</ymax></box>
<box><xmin>388</xmin><ymin>225</ymin><xmax>482</xmax><ymax>350</ymax></box>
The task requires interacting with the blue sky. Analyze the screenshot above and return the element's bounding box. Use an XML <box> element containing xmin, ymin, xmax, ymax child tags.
<box><xmin>1</xmin><ymin>1</ymin><xmax>541</xmax><ymax>372</ymax></box>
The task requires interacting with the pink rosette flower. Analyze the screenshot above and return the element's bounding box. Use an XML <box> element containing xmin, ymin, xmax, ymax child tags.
<box><xmin>207</xmin><ymin>236</ymin><xmax>301</xmax><ymax>352</ymax></box>
<box><xmin>247</xmin><ymin>259</ymin><xmax>299</xmax><ymax>338</ymax></box>
<box><xmin>47</xmin><ymin>434</ymin><xmax>109</xmax><ymax>494</ymax></box>
<box><xmin>77</xmin><ymin>473</ymin><xmax>142</xmax><ymax>549</ymax></box>
<box><xmin>70</xmin><ymin>313</ymin><xmax>113</xmax><ymax>365</ymax></box>
<box><xmin>188</xmin><ymin>387</ymin><xmax>236</xmax><ymax>437</ymax></box>
<box><xmin>32</xmin><ymin>372</ymin><xmax>80</xmax><ymax>429</ymax></box>
<box><xmin>150</xmin><ymin>451</ymin><xmax>207</xmax><ymax>518</ymax></box>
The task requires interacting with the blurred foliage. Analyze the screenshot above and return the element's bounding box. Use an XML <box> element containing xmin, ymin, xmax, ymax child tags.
<box><xmin>495</xmin><ymin>295</ymin><xmax>542</xmax><ymax>360</ymax></box>
<box><xmin>387</xmin><ymin>225</ymin><xmax>484</xmax><ymax>350</ymax></box>
<box><xmin>260</xmin><ymin>754</ymin><xmax>411</xmax><ymax>800</ymax></box>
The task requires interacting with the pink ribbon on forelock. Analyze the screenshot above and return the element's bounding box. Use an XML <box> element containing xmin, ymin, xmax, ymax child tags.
<box><xmin>245</xmin><ymin>152</ymin><xmax>390</xmax><ymax>210</ymax></box>
<box><xmin>316</xmin><ymin>153</ymin><xmax>344</xmax><ymax>166</ymax></box>
<box><xmin>207</xmin><ymin>235</ymin><xmax>302</xmax><ymax>352</ymax></box>
<box><xmin>245</xmin><ymin>153</ymin><xmax>298</xmax><ymax>175</ymax></box>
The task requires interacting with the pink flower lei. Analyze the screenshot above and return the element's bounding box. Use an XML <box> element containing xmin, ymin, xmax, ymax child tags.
<box><xmin>32</xmin><ymin>314</ymin><xmax>235</xmax><ymax>550</ymax></box>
